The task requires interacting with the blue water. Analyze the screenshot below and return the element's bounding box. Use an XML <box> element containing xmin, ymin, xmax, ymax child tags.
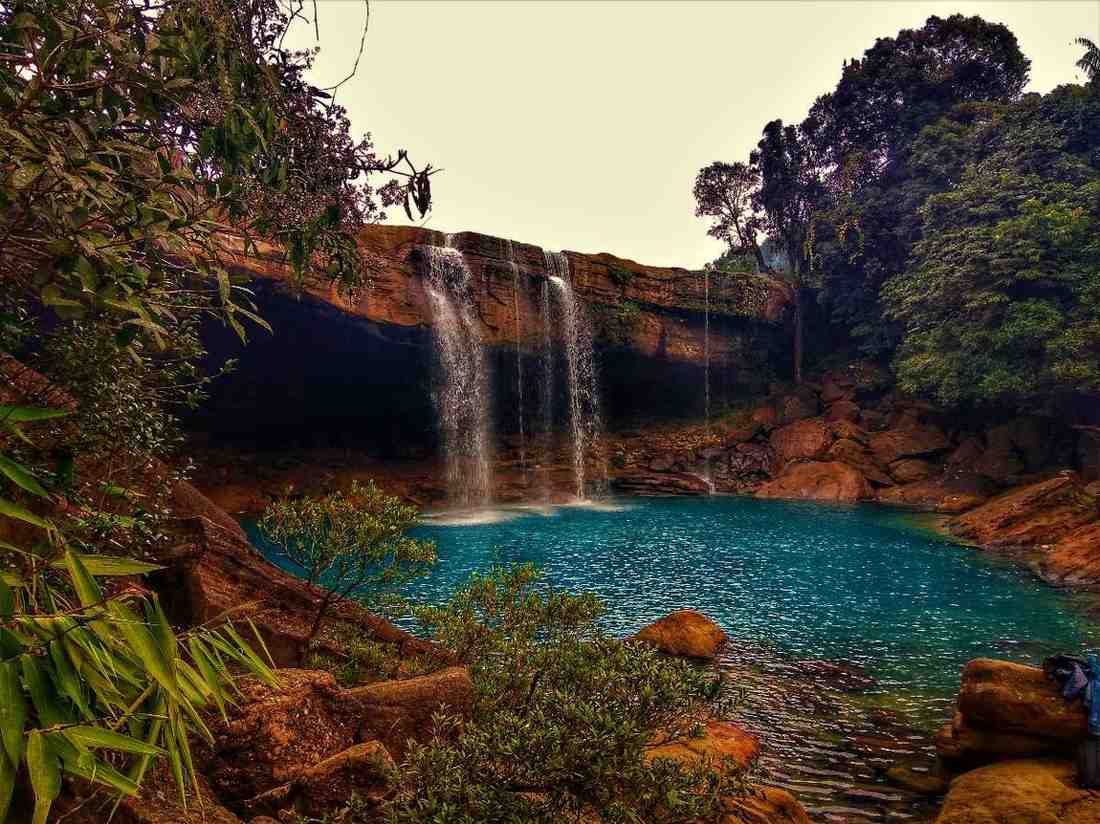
<box><xmin>246</xmin><ymin>496</ymin><xmax>1096</xmax><ymax>822</ymax></box>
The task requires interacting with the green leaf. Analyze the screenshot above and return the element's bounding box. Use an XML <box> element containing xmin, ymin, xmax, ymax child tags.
<box><xmin>0</xmin><ymin>496</ymin><xmax>49</xmax><ymax>530</ymax></box>
<box><xmin>51</xmin><ymin>554</ymin><xmax>162</xmax><ymax>577</ymax></box>
<box><xmin>0</xmin><ymin>747</ymin><xmax>15</xmax><ymax>824</ymax></box>
<box><xmin>0</xmin><ymin>454</ymin><xmax>49</xmax><ymax>498</ymax></box>
<box><xmin>65</xmin><ymin>725</ymin><xmax>165</xmax><ymax>757</ymax></box>
<box><xmin>22</xmin><ymin>655</ymin><xmax>69</xmax><ymax>728</ymax></box>
<box><xmin>0</xmin><ymin>578</ymin><xmax>11</xmax><ymax>619</ymax></box>
<box><xmin>27</xmin><ymin>730</ymin><xmax>61</xmax><ymax>824</ymax></box>
<box><xmin>0</xmin><ymin>661</ymin><xmax>26</xmax><ymax>766</ymax></box>
<box><xmin>65</xmin><ymin>550</ymin><xmax>103</xmax><ymax>607</ymax></box>
<box><xmin>0</xmin><ymin>406</ymin><xmax>67</xmax><ymax>423</ymax></box>
<box><xmin>49</xmin><ymin>640</ymin><xmax>91</xmax><ymax>719</ymax></box>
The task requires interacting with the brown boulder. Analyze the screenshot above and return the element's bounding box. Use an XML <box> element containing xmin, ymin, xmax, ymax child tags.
<box><xmin>885</xmin><ymin>759</ymin><xmax>950</xmax><ymax>796</ymax></box>
<box><xmin>829</xmin><ymin>419</ymin><xmax>869</xmax><ymax>444</ymax></box>
<box><xmin>889</xmin><ymin>458</ymin><xmax>936</xmax><ymax>484</ymax></box>
<box><xmin>1039</xmin><ymin>520</ymin><xmax>1100</xmax><ymax>588</ymax></box>
<box><xmin>724</xmin><ymin>422</ymin><xmax>762</xmax><ymax>444</ymax></box>
<box><xmin>824</xmin><ymin>399</ymin><xmax>861</xmax><ymax>424</ymax></box>
<box><xmin>956</xmin><ymin>659</ymin><xmax>1088</xmax><ymax>743</ymax></box>
<box><xmin>633</xmin><ymin>610</ymin><xmax>728</xmax><ymax>660</ymax></box>
<box><xmin>647</xmin><ymin>721</ymin><xmax>760</xmax><ymax>770</ymax></box>
<box><xmin>348</xmin><ymin>666</ymin><xmax>474</xmax><ymax>757</ymax></box>
<box><xmin>971</xmin><ymin>447</ymin><xmax>1026</xmax><ymax>485</ymax></box>
<box><xmin>208</xmin><ymin>670</ymin><xmax>357</xmax><ymax>801</ymax></box>
<box><xmin>950</xmin><ymin>474</ymin><xmax>1096</xmax><ymax>549</ymax></box>
<box><xmin>777</xmin><ymin>392</ymin><xmax>818</xmax><ymax>425</ymax></box>
<box><xmin>876</xmin><ymin>473</ymin><xmax>993</xmax><ymax>514</ymax></box>
<box><xmin>287</xmin><ymin>740</ymin><xmax>395</xmax><ymax>817</ymax></box>
<box><xmin>769</xmin><ymin>419</ymin><xmax>833</xmax><ymax>466</ymax></box>
<box><xmin>935</xmin><ymin>713</ymin><xmax>1060</xmax><ymax>766</ymax></box>
<box><xmin>934</xmin><ymin>758</ymin><xmax>1100</xmax><ymax>824</ymax></box>
<box><xmin>868</xmin><ymin>426</ymin><xmax>950</xmax><ymax>465</ymax></box>
<box><xmin>756</xmin><ymin>461</ymin><xmax>872</xmax><ymax>503</ymax></box>
<box><xmin>718</xmin><ymin>786</ymin><xmax>813</xmax><ymax>824</ymax></box>
<box><xmin>751</xmin><ymin>405</ymin><xmax>779</xmax><ymax>430</ymax></box>
<box><xmin>820</xmin><ymin>375</ymin><xmax>852</xmax><ymax>404</ymax></box>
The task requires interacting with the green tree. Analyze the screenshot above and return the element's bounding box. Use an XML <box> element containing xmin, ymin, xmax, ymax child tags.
<box><xmin>259</xmin><ymin>481</ymin><xmax>437</xmax><ymax>648</ymax></box>
<box><xmin>1075</xmin><ymin>37</ymin><xmax>1100</xmax><ymax>82</ymax></box>
<box><xmin>883</xmin><ymin>93</ymin><xmax>1100</xmax><ymax>405</ymax></box>
<box><xmin>379</xmin><ymin>565</ymin><xmax>745</xmax><ymax>824</ymax></box>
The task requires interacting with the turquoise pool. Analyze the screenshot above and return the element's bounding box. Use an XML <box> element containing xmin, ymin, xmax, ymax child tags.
<box><xmin>246</xmin><ymin>495</ymin><xmax>1097</xmax><ymax>822</ymax></box>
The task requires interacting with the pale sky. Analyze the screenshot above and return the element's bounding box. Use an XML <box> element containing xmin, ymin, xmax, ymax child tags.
<box><xmin>294</xmin><ymin>1</ymin><xmax>1100</xmax><ymax>268</ymax></box>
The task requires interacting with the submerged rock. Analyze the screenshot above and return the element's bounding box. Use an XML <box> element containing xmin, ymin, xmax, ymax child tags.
<box><xmin>934</xmin><ymin>758</ymin><xmax>1100</xmax><ymax>824</ymax></box>
<box><xmin>634</xmin><ymin>610</ymin><xmax>728</xmax><ymax>659</ymax></box>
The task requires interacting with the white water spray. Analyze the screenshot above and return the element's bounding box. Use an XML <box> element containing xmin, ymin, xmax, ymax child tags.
<box><xmin>545</xmin><ymin>251</ymin><xmax>603</xmax><ymax>499</ymax></box>
<box><xmin>423</xmin><ymin>236</ymin><xmax>493</xmax><ymax>507</ymax></box>
<box><xmin>503</xmin><ymin>239</ymin><xmax>527</xmax><ymax>487</ymax></box>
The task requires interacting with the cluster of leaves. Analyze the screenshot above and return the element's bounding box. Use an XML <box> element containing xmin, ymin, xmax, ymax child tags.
<box><xmin>592</xmin><ymin>301</ymin><xmax>641</xmax><ymax>347</ymax></box>
<box><xmin>0</xmin><ymin>406</ymin><xmax>277</xmax><ymax>824</ymax></box>
<box><xmin>695</xmin><ymin>13</ymin><xmax>1100</xmax><ymax>407</ymax></box>
<box><xmin>258</xmin><ymin>480</ymin><xmax>437</xmax><ymax>647</ymax></box>
<box><xmin>374</xmin><ymin>565</ymin><xmax>745</xmax><ymax>824</ymax></box>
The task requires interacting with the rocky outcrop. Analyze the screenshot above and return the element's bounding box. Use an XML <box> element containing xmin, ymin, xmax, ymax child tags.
<box><xmin>769</xmin><ymin>419</ymin><xmax>832</xmax><ymax>466</ymax></box>
<box><xmin>934</xmin><ymin>758</ymin><xmax>1100</xmax><ymax>824</ymax></box>
<box><xmin>224</xmin><ymin>225</ymin><xmax>793</xmax><ymax>367</ymax></box>
<box><xmin>756</xmin><ymin>461</ymin><xmax>872</xmax><ymax>503</ymax></box>
<box><xmin>634</xmin><ymin>610</ymin><xmax>728</xmax><ymax>660</ymax></box>
<box><xmin>719</xmin><ymin>787</ymin><xmax>814</xmax><ymax>824</ymax></box>
<box><xmin>936</xmin><ymin>659</ymin><xmax>1087</xmax><ymax>767</ymax></box>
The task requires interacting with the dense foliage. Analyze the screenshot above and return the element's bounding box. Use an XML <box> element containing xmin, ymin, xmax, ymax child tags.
<box><xmin>259</xmin><ymin>480</ymin><xmax>437</xmax><ymax>646</ymax></box>
<box><xmin>379</xmin><ymin>565</ymin><xmax>745</xmax><ymax>824</ymax></box>
<box><xmin>695</xmin><ymin>14</ymin><xmax>1100</xmax><ymax>407</ymax></box>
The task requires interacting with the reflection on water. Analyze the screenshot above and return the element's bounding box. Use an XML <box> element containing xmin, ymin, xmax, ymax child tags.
<box><xmin>247</xmin><ymin>495</ymin><xmax>1097</xmax><ymax>823</ymax></box>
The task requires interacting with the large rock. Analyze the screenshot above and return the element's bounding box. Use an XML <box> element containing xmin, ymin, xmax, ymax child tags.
<box><xmin>935</xmin><ymin>713</ymin><xmax>1061</xmax><ymax>766</ymax></box>
<box><xmin>208</xmin><ymin>670</ymin><xmax>358</xmax><ymax>801</ymax></box>
<box><xmin>1039</xmin><ymin>520</ymin><xmax>1100</xmax><ymax>588</ymax></box>
<box><xmin>824</xmin><ymin>399</ymin><xmax>861</xmax><ymax>424</ymax></box>
<box><xmin>647</xmin><ymin>721</ymin><xmax>760</xmax><ymax>770</ymax></box>
<box><xmin>888</xmin><ymin>458</ymin><xmax>936</xmax><ymax>483</ymax></box>
<box><xmin>876</xmin><ymin>473</ymin><xmax>993</xmax><ymax>514</ymax></box>
<box><xmin>282</xmin><ymin>740</ymin><xmax>395</xmax><ymax>817</ymax></box>
<box><xmin>777</xmin><ymin>390</ymin><xmax>818</xmax><ymax>425</ymax></box>
<box><xmin>868</xmin><ymin>426</ymin><xmax>950</xmax><ymax>465</ymax></box>
<box><xmin>950</xmin><ymin>474</ymin><xmax>1097</xmax><ymax>549</ymax></box>
<box><xmin>348</xmin><ymin>666</ymin><xmax>474</xmax><ymax>757</ymax></box>
<box><xmin>935</xmin><ymin>758</ymin><xmax>1100</xmax><ymax>824</ymax></box>
<box><xmin>756</xmin><ymin>461</ymin><xmax>871</xmax><ymax>503</ymax></box>
<box><xmin>955</xmin><ymin>659</ymin><xmax>1088</xmax><ymax>744</ymax></box>
<box><xmin>827</xmin><ymin>437</ymin><xmax>892</xmax><ymax>486</ymax></box>
<box><xmin>769</xmin><ymin>419</ymin><xmax>833</xmax><ymax>466</ymax></box>
<box><xmin>634</xmin><ymin>610</ymin><xmax>728</xmax><ymax>660</ymax></box>
<box><xmin>718</xmin><ymin>786</ymin><xmax>813</xmax><ymax>824</ymax></box>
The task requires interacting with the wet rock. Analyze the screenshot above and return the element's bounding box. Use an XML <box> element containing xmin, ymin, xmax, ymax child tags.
<box><xmin>950</xmin><ymin>473</ymin><xmax>1097</xmax><ymax>550</ymax></box>
<box><xmin>868</xmin><ymin>426</ymin><xmax>951</xmax><ymax>465</ymax></box>
<box><xmin>769</xmin><ymin>419</ymin><xmax>833</xmax><ymax>466</ymax></box>
<box><xmin>889</xmin><ymin>458</ymin><xmax>936</xmax><ymax>483</ymax></box>
<box><xmin>935</xmin><ymin>714</ymin><xmax>1059</xmax><ymax>767</ymax></box>
<box><xmin>885</xmin><ymin>759</ymin><xmax>950</xmax><ymax>796</ymax></box>
<box><xmin>860</xmin><ymin>409</ymin><xmax>889</xmax><ymax>432</ymax></box>
<box><xmin>612</xmin><ymin>471</ymin><xmax>713</xmax><ymax>496</ymax></box>
<box><xmin>756</xmin><ymin>461</ymin><xmax>872</xmax><ymax>503</ymax></box>
<box><xmin>647</xmin><ymin>721</ymin><xmax>760</xmax><ymax>770</ymax></box>
<box><xmin>794</xmin><ymin>660</ymin><xmax>876</xmax><ymax>692</ymax></box>
<box><xmin>724</xmin><ymin>422</ymin><xmax>762</xmax><ymax>444</ymax></box>
<box><xmin>955</xmin><ymin>659</ymin><xmax>1088</xmax><ymax>744</ymax></box>
<box><xmin>934</xmin><ymin>758</ymin><xmax>1100</xmax><ymax>824</ymax></box>
<box><xmin>348</xmin><ymin>666</ymin><xmax>474</xmax><ymax>758</ymax></box>
<box><xmin>633</xmin><ymin>610</ymin><xmax>728</xmax><ymax>660</ymax></box>
<box><xmin>719</xmin><ymin>786</ymin><xmax>813</xmax><ymax>824</ymax></box>
<box><xmin>876</xmin><ymin>473</ymin><xmax>993</xmax><ymax>513</ymax></box>
<box><xmin>1039</xmin><ymin>520</ymin><xmax>1100</xmax><ymax>588</ymax></box>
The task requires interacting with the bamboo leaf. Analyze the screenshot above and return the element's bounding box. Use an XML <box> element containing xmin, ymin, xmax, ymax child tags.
<box><xmin>22</xmin><ymin>655</ymin><xmax>69</xmax><ymax>728</ymax></box>
<box><xmin>65</xmin><ymin>550</ymin><xmax>103</xmax><ymax>607</ymax></box>
<box><xmin>0</xmin><ymin>496</ymin><xmax>49</xmax><ymax>530</ymax></box>
<box><xmin>0</xmin><ymin>748</ymin><xmax>14</xmax><ymax>823</ymax></box>
<box><xmin>0</xmin><ymin>406</ymin><xmax>67</xmax><ymax>423</ymax></box>
<box><xmin>65</xmin><ymin>725</ymin><xmax>165</xmax><ymax>756</ymax></box>
<box><xmin>51</xmin><ymin>554</ymin><xmax>163</xmax><ymax>577</ymax></box>
<box><xmin>0</xmin><ymin>662</ymin><xmax>26</xmax><ymax>766</ymax></box>
<box><xmin>0</xmin><ymin>454</ymin><xmax>49</xmax><ymax>498</ymax></box>
<box><xmin>27</xmin><ymin>730</ymin><xmax>61</xmax><ymax>824</ymax></box>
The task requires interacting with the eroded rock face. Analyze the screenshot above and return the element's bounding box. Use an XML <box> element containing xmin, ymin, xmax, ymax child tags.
<box><xmin>633</xmin><ymin>610</ymin><xmax>728</xmax><ymax>660</ymax></box>
<box><xmin>934</xmin><ymin>759</ymin><xmax>1100</xmax><ymax>824</ymax></box>
<box><xmin>769</xmin><ymin>419</ymin><xmax>833</xmax><ymax>466</ymax></box>
<box><xmin>348</xmin><ymin>666</ymin><xmax>474</xmax><ymax>758</ymax></box>
<box><xmin>756</xmin><ymin>461</ymin><xmax>872</xmax><ymax>503</ymax></box>
<box><xmin>950</xmin><ymin>474</ymin><xmax>1096</xmax><ymax>550</ymax></box>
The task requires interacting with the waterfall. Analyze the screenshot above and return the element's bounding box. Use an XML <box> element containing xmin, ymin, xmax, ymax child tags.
<box><xmin>703</xmin><ymin>267</ymin><xmax>713</xmax><ymax>493</ymax></box>
<box><xmin>545</xmin><ymin>251</ymin><xmax>603</xmax><ymax>499</ymax></box>
<box><xmin>539</xmin><ymin>278</ymin><xmax>555</xmax><ymax>500</ymax></box>
<box><xmin>423</xmin><ymin>236</ymin><xmax>493</xmax><ymax>507</ymax></box>
<box><xmin>503</xmin><ymin>239</ymin><xmax>527</xmax><ymax>487</ymax></box>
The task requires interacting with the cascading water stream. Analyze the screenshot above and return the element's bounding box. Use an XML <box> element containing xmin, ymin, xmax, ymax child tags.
<box><xmin>423</xmin><ymin>236</ymin><xmax>494</xmax><ymax>507</ymax></box>
<box><xmin>539</xmin><ymin>278</ymin><xmax>555</xmax><ymax>500</ymax></box>
<box><xmin>503</xmin><ymin>239</ymin><xmax>527</xmax><ymax>487</ymax></box>
<box><xmin>702</xmin><ymin>267</ymin><xmax>714</xmax><ymax>494</ymax></box>
<box><xmin>545</xmin><ymin>251</ymin><xmax>603</xmax><ymax>500</ymax></box>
